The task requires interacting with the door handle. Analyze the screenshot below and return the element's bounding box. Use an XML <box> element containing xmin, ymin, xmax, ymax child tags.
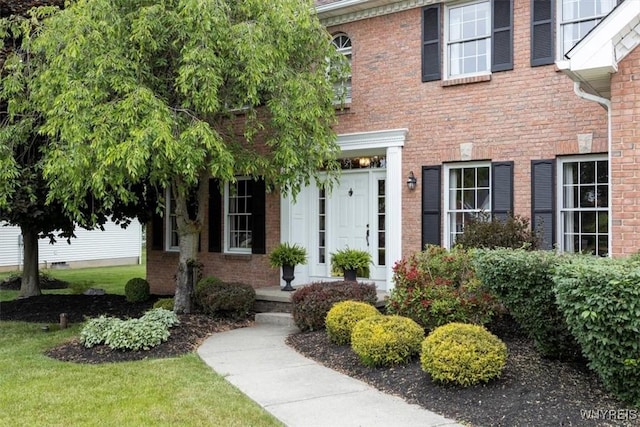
<box><xmin>366</xmin><ymin>224</ymin><xmax>370</xmax><ymax>247</ymax></box>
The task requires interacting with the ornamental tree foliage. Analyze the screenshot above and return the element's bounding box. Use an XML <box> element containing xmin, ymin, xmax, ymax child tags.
<box><xmin>0</xmin><ymin>6</ymin><xmax>155</xmax><ymax>297</ymax></box>
<box><xmin>34</xmin><ymin>0</ymin><xmax>346</xmax><ymax>312</ymax></box>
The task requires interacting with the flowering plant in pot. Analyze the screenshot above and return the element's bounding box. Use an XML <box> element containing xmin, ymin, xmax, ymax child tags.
<box><xmin>330</xmin><ymin>248</ymin><xmax>372</xmax><ymax>281</ymax></box>
<box><xmin>269</xmin><ymin>243</ymin><xmax>307</xmax><ymax>291</ymax></box>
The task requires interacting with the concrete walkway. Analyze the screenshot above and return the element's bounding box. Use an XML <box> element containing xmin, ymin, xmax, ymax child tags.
<box><xmin>197</xmin><ymin>315</ymin><xmax>463</xmax><ymax>427</ymax></box>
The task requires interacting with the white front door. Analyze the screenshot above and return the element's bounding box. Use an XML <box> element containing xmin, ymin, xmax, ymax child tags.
<box><xmin>329</xmin><ymin>170</ymin><xmax>386</xmax><ymax>282</ymax></box>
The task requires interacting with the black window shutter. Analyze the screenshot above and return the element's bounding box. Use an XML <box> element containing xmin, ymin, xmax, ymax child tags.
<box><xmin>531</xmin><ymin>0</ymin><xmax>554</xmax><ymax>66</ymax></box>
<box><xmin>531</xmin><ymin>160</ymin><xmax>555</xmax><ymax>250</ymax></box>
<box><xmin>422</xmin><ymin>165</ymin><xmax>442</xmax><ymax>247</ymax></box>
<box><xmin>151</xmin><ymin>212</ymin><xmax>164</xmax><ymax>251</ymax></box>
<box><xmin>208</xmin><ymin>179</ymin><xmax>222</xmax><ymax>253</ymax></box>
<box><xmin>422</xmin><ymin>5</ymin><xmax>441</xmax><ymax>82</ymax></box>
<box><xmin>492</xmin><ymin>0</ymin><xmax>513</xmax><ymax>72</ymax></box>
<box><xmin>491</xmin><ymin>162</ymin><xmax>514</xmax><ymax>221</ymax></box>
<box><xmin>251</xmin><ymin>179</ymin><xmax>266</xmax><ymax>255</ymax></box>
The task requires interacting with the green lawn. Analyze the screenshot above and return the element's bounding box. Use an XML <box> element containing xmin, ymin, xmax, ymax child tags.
<box><xmin>0</xmin><ymin>263</ymin><xmax>283</xmax><ymax>427</ymax></box>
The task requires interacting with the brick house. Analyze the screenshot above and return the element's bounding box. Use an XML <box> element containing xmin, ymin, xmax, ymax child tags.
<box><xmin>147</xmin><ymin>0</ymin><xmax>640</xmax><ymax>294</ymax></box>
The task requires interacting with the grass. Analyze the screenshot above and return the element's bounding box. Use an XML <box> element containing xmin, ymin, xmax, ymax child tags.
<box><xmin>0</xmin><ymin>260</ymin><xmax>145</xmax><ymax>301</ymax></box>
<box><xmin>0</xmin><ymin>261</ymin><xmax>283</xmax><ymax>427</ymax></box>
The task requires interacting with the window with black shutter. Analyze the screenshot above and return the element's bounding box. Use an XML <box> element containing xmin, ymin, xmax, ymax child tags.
<box><xmin>531</xmin><ymin>0</ymin><xmax>554</xmax><ymax>66</ymax></box>
<box><xmin>422</xmin><ymin>165</ymin><xmax>442</xmax><ymax>247</ymax></box>
<box><xmin>531</xmin><ymin>160</ymin><xmax>555</xmax><ymax>249</ymax></box>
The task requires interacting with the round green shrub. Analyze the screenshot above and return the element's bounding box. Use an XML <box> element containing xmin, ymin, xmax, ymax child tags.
<box><xmin>351</xmin><ymin>315</ymin><xmax>424</xmax><ymax>367</ymax></box>
<box><xmin>420</xmin><ymin>322</ymin><xmax>507</xmax><ymax>387</ymax></box>
<box><xmin>195</xmin><ymin>277</ymin><xmax>255</xmax><ymax>319</ymax></box>
<box><xmin>325</xmin><ymin>301</ymin><xmax>380</xmax><ymax>345</ymax></box>
<box><xmin>153</xmin><ymin>298</ymin><xmax>175</xmax><ymax>311</ymax></box>
<box><xmin>124</xmin><ymin>277</ymin><xmax>150</xmax><ymax>303</ymax></box>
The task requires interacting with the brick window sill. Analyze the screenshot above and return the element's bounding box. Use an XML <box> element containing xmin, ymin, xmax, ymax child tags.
<box><xmin>441</xmin><ymin>74</ymin><xmax>491</xmax><ymax>87</ymax></box>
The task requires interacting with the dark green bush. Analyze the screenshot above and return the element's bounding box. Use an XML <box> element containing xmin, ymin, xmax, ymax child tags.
<box><xmin>386</xmin><ymin>245</ymin><xmax>496</xmax><ymax>331</ymax></box>
<box><xmin>473</xmin><ymin>249</ymin><xmax>580</xmax><ymax>360</ymax></box>
<box><xmin>351</xmin><ymin>315</ymin><xmax>424</xmax><ymax>367</ymax></box>
<box><xmin>195</xmin><ymin>277</ymin><xmax>255</xmax><ymax>319</ymax></box>
<box><xmin>553</xmin><ymin>257</ymin><xmax>640</xmax><ymax>406</ymax></box>
<box><xmin>291</xmin><ymin>281</ymin><xmax>378</xmax><ymax>332</ymax></box>
<box><xmin>421</xmin><ymin>322</ymin><xmax>507</xmax><ymax>387</ymax></box>
<box><xmin>124</xmin><ymin>277</ymin><xmax>150</xmax><ymax>303</ymax></box>
<box><xmin>455</xmin><ymin>213</ymin><xmax>540</xmax><ymax>250</ymax></box>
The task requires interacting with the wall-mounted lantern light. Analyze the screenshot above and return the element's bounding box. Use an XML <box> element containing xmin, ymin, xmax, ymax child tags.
<box><xmin>407</xmin><ymin>171</ymin><xmax>417</xmax><ymax>191</ymax></box>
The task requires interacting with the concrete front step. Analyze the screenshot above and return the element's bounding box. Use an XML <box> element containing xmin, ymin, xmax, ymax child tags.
<box><xmin>255</xmin><ymin>312</ymin><xmax>299</xmax><ymax>329</ymax></box>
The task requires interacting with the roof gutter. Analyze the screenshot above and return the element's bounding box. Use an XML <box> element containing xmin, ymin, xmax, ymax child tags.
<box><xmin>573</xmin><ymin>82</ymin><xmax>612</xmax><ymax>257</ymax></box>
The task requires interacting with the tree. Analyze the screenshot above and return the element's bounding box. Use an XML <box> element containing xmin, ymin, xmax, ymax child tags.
<box><xmin>0</xmin><ymin>5</ymin><xmax>155</xmax><ymax>297</ymax></box>
<box><xmin>33</xmin><ymin>0</ymin><xmax>346</xmax><ymax>312</ymax></box>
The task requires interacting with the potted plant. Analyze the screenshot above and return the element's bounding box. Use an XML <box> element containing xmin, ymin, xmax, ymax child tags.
<box><xmin>330</xmin><ymin>248</ymin><xmax>372</xmax><ymax>281</ymax></box>
<box><xmin>269</xmin><ymin>243</ymin><xmax>307</xmax><ymax>291</ymax></box>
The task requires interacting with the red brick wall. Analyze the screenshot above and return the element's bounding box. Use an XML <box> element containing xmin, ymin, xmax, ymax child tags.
<box><xmin>327</xmin><ymin>4</ymin><xmax>608</xmax><ymax>256</ymax></box>
<box><xmin>610</xmin><ymin>47</ymin><xmax>640</xmax><ymax>256</ymax></box>
<box><xmin>147</xmin><ymin>184</ymin><xmax>281</xmax><ymax>295</ymax></box>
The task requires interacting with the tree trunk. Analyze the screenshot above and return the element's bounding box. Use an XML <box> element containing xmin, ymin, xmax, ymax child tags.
<box><xmin>174</xmin><ymin>230</ymin><xmax>199</xmax><ymax>313</ymax></box>
<box><xmin>19</xmin><ymin>227</ymin><xmax>41</xmax><ymax>298</ymax></box>
<box><xmin>172</xmin><ymin>177</ymin><xmax>207</xmax><ymax>314</ymax></box>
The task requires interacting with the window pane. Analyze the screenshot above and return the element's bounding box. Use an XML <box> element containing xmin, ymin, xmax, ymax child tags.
<box><xmin>598</xmin><ymin>212</ymin><xmax>608</xmax><ymax>233</ymax></box>
<box><xmin>597</xmin><ymin>236</ymin><xmax>608</xmax><ymax>256</ymax></box>
<box><xmin>564</xmin><ymin>162</ymin><xmax>578</xmax><ymax>184</ymax></box>
<box><xmin>477</xmin><ymin>167</ymin><xmax>489</xmax><ymax>187</ymax></box>
<box><xmin>580</xmin><ymin>161</ymin><xmax>595</xmax><ymax>184</ymax></box>
<box><xmin>478</xmin><ymin>189</ymin><xmax>490</xmax><ymax>211</ymax></box>
<box><xmin>463</xmin><ymin>190</ymin><xmax>476</xmax><ymax>209</ymax></box>
<box><xmin>581</xmin><ymin>211</ymin><xmax>596</xmax><ymax>233</ymax></box>
<box><xmin>597</xmin><ymin>185</ymin><xmax>608</xmax><ymax>207</ymax></box>
<box><xmin>580</xmin><ymin>185</ymin><xmax>596</xmax><ymax>208</ymax></box>
<box><xmin>463</xmin><ymin>168</ymin><xmax>475</xmax><ymax>188</ymax></box>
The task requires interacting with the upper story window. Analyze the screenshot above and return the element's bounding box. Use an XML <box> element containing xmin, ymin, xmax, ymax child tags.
<box><xmin>332</xmin><ymin>33</ymin><xmax>352</xmax><ymax>103</ymax></box>
<box><xmin>225</xmin><ymin>178</ymin><xmax>253</xmax><ymax>253</ymax></box>
<box><xmin>422</xmin><ymin>1</ymin><xmax>512</xmax><ymax>82</ymax></box>
<box><xmin>446</xmin><ymin>1</ymin><xmax>491</xmax><ymax>77</ymax></box>
<box><xmin>559</xmin><ymin>0</ymin><xmax>616</xmax><ymax>56</ymax></box>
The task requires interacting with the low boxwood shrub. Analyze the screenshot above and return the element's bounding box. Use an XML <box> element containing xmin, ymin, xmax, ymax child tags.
<box><xmin>291</xmin><ymin>281</ymin><xmax>377</xmax><ymax>332</ymax></box>
<box><xmin>80</xmin><ymin>308</ymin><xmax>179</xmax><ymax>351</ymax></box>
<box><xmin>473</xmin><ymin>248</ymin><xmax>580</xmax><ymax>360</ymax></box>
<box><xmin>386</xmin><ymin>245</ymin><xmax>496</xmax><ymax>331</ymax></box>
<box><xmin>553</xmin><ymin>257</ymin><xmax>640</xmax><ymax>406</ymax></box>
<box><xmin>195</xmin><ymin>277</ymin><xmax>255</xmax><ymax>319</ymax></box>
<box><xmin>124</xmin><ymin>277</ymin><xmax>150</xmax><ymax>303</ymax></box>
<box><xmin>153</xmin><ymin>298</ymin><xmax>175</xmax><ymax>311</ymax></box>
<box><xmin>351</xmin><ymin>315</ymin><xmax>424</xmax><ymax>367</ymax></box>
<box><xmin>325</xmin><ymin>300</ymin><xmax>381</xmax><ymax>345</ymax></box>
<box><xmin>420</xmin><ymin>322</ymin><xmax>507</xmax><ymax>387</ymax></box>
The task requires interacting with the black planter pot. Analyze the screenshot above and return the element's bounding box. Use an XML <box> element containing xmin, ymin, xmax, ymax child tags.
<box><xmin>343</xmin><ymin>269</ymin><xmax>357</xmax><ymax>282</ymax></box>
<box><xmin>281</xmin><ymin>264</ymin><xmax>296</xmax><ymax>291</ymax></box>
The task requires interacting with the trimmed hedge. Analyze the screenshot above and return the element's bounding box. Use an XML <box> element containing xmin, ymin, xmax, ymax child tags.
<box><xmin>351</xmin><ymin>315</ymin><xmax>424</xmax><ymax>367</ymax></box>
<box><xmin>195</xmin><ymin>277</ymin><xmax>255</xmax><ymax>319</ymax></box>
<box><xmin>421</xmin><ymin>322</ymin><xmax>507</xmax><ymax>387</ymax></box>
<box><xmin>124</xmin><ymin>277</ymin><xmax>150</xmax><ymax>303</ymax></box>
<box><xmin>291</xmin><ymin>281</ymin><xmax>377</xmax><ymax>332</ymax></box>
<box><xmin>325</xmin><ymin>300</ymin><xmax>381</xmax><ymax>345</ymax></box>
<box><xmin>553</xmin><ymin>257</ymin><xmax>640</xmax><ymax>406</ymax></box>
<box><xmin>473</xmin><ymin>248</ymin><xmax>580</xmax><ymax>360</ymax></box>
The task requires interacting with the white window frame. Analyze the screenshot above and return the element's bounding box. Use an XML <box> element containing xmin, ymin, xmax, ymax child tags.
<box><xmin>165</xmin><ymin>188</ymin><xmax>179</xmax><ymax>252</ymax></box>
<box><xmin>556</xmin><ymin>0</ymin><xmax>616</xmax><ymax>58</ymax></box>
<box><xmin>444</xmin><ymin>161</ymin><xmax>492</xmax><ymax>248</ymax></box>
<box><xmin>556</xmin><ymin>155</ymin><xmax>609</xmax><ymax>256</ymax></box>
<box><xmin>224</xmin><ymin>178</ymin><xmax>252</xmax><ymax>254</ymax></box>
<box><xmin>331</xmin><ymin>33</ymin><xmax>352</xmax><ymax>104</ymax></box>
<box><xmin>444</xmin><ymin>0</ymin><xmax>492</xmax><ymax>79</ymax></box>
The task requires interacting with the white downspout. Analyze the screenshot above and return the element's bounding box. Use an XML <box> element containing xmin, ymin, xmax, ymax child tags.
<box><xmin>573</xmin><ymin>82</ymin><xmax>612</xmax><ymax>256</ymax></box>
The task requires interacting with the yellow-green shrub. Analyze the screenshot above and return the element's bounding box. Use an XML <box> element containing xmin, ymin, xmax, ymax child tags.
<box><xmin>325</xmin><ymin>301</ymin><xmax>380</xmax><ymax>345</ymax></box>
<box><xmin>153</xmin><ymin>298</ymin><xmax>174</xmax><ymax>311</ymax></box>
<box><xmin>351</xmin><ymin>315</ymin><xmax>424</xmax><ymax>367</ymax></box>
<box><xmin>421</xmin><ymin>322</ymin><xmax>507</xmax><ymax>387</ymax></box>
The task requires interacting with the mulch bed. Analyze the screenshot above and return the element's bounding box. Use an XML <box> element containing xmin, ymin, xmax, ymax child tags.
<box><xmin>1</xmin><ymin>293</ymin><xmax>638</xmax><ymax>426</ymax></box>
